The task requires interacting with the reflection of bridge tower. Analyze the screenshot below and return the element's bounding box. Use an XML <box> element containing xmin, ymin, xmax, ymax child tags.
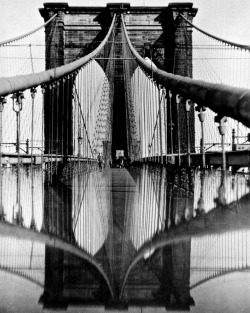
<box><xmin>41</xmin><ymin>182</ymin><xmax>74</xmax><ymax>307</ymax></box>
<box><xmin>40</xmin><ymin>247</ymin><xmax>65</xmax><ymax>308</ymax></box>
<box><xmin>162</xmin><ymin>169</ymin><xmax>194</xmax><ymax>307</ymax></box>
<box><xmin>40</xmin><ymin>248</ymin><xmax>112</xmax><ymax>308</ymax></box>
<box><xmin>121</xmin><ymin>167</ymin><xmax>194</xmax><ymax>308</ymax></box>
<box><xmin>158</xmin><ymin>244</ymin><xmax>194</xmax><ymax>308</ymax></box>
<box><xmin>124</xmin><ymin>242</ymin><xmax>194</xmax><ymax>309</ymax></box>
<box><xmin>43</xmin><ymin>182</ymin><xmax>73</xmax><ymax>240</ymax></box>
<box><xmin>40</xmin><ymin>174</ymin><xmax>113</xmax><ymax>307</ymax></box>
<box><xmin>121</xmin><ymin>243</ymin><xmax>194</xmax><ymax>309</ymax></box>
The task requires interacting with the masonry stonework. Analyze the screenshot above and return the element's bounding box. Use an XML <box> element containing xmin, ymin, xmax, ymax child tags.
<box><xmin>40</xmin><ymin>2</ymin><xmax>197</xmax><ymax>157</ymax></box>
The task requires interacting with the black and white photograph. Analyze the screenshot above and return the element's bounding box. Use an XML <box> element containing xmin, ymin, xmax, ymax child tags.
<box><xmin>0</xmin><ymin>0</ymin><xmax>250</xmax><ymax>312</ymax></box>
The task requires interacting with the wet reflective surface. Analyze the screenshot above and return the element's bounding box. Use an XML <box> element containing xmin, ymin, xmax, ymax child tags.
<box><xmin>0</xmin><ymin>165</ymin><xmax>250</xmax><ymax>312</ymax></box>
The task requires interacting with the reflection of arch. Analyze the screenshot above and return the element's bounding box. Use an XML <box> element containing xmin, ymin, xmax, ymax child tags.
<box><xmin>128</xmin><ymin>167</ymin><xmax>166</xmax><ymax>250</ymax></box>
<box><xmin>120</xmin><ymin>192</ymin><xmax>250</xmax><ymax>299</ymax></box>
<box><xmin>72</xmin><ymin>170</ymin><xmax>111</xmax><ymax>256</ymax></box>
<box><xmin>0</xmin><ymin>221</ymin><xmax>114</xmax><ymax>300</ymax></box>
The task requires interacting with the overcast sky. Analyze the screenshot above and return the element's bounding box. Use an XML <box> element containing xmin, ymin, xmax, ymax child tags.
<box><xmin>0</xmin><ymin>0</ymin><xmax>250</xmax><ymax>44</ymax></box>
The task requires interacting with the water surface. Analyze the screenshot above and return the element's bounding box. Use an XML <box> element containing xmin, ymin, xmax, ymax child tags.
<box><xmin>0</xmin><ymin>165</ymin><xmax>250</xmax><ymax>312</ymax></box>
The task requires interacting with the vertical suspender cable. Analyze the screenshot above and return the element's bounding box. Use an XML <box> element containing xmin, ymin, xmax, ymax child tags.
<box><xmin>61</xmin><ymin>79</ymin><xmax>65</xmax><ymax>157</ymax></box>
<box><xmin>156</xmin><ymin>86</ymin><xmax>160</xmax><ymax>163</ymax></box>
<box><xmin>138</xmin><ymin>69</ymin><xmax>142</xmax><ymax>161</ymax></box>
<box><xmin>56</xmin><ymin>81</ymin><xmax>60</xmax><ymax>172</ymax></box>
<box><xmin>0</xmin><ymin>97</ymin><xmax>5</xmax><ymax>221</ymax></box>
<box><xmin>66</xmin><ymin>76</ymin><xmax>70</xmax><ymax>166</ymax></box>
<box><xmin>147</xmin><ymin>77</ymin><xmax>151</xmax><ymax>161</ymax></box>
<box><xmin>163</xmin><ymin>88</ymin><xmax>168</xmax><ymax>164</ymax></box>
<box><xmin>169</xmin><ymin>91</ymin><xmax>174</xmax><ymax>164</ymax></box>
<box><xmin>0</xmin><ymin>98</ymin><xmax>5</xmax><ymax>180</ymax></box>
<box><xmin>158</xmin><ymin>87</ymin><xmax>163</xmax><ymax>164</ymax></box>
<box><xmin>30</xmin><ymin>88</ymin><xmax>36</xmax><ymax>229</ymax></box>
<box><xmin>151</xmin><ymin>84</ymin><xmax>156</xmax><ymax>163</ymax></box>
<box><xmin>49</xmin><ymin>85</ymin><xmax>54</xmax><ymax>183</ymax></box>
<box><xmin>185</xmin><ymin>100</ymin><xmax>191</xmax><ymax>167</ymax></box>
<box><xmin>86</xmin><ymin>65</ymin><xmax>89</xmax><ymax>162</ymax></box>
<box><xmin>142</xmin><ymin>74</ymin><xmax>146</xmax><ymax>160</ymax></box>
<box><xmin>176</xmin><ymin>95</ymin><xmax>181</xmax><ymax>166</ymax></box>
<box><xmin>144</xmin><ymin>76</ymin><xmax>148</xmax><ymax>161</ymax></box>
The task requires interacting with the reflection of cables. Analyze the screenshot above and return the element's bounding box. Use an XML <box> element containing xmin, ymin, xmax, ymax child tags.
<box><xmin>72</xmin><ymin>172</ymin><xmax>90</xmax><ymax>232</ymax></box>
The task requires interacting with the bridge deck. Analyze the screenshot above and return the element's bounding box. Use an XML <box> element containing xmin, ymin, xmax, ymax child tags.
<box><xmin>1</xmin><ymin>150</ymin><xmax>249</xmax><ymax>168</ymax></box>
<box><xmin>0</xmin><ymin>154</ymin><xmax>93</xmax><ymax>166</ymax></box>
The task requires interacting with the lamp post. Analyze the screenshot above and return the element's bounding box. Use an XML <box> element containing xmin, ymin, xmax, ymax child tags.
<box><xmin>198</xmin><ymin>106</ymin><xmax>206</xmax><ymax>168</ymax></box>
<box><xmin>11</xmin><ymin>92</ymin><xmax>24</xmax><ymax>226</ymax></box>
<box><xmin>12</xmin><ymin>92</ymin><xmax>24</xmax><ymax>154</ymax></box>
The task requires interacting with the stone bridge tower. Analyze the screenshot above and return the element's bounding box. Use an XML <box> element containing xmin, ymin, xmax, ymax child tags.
<box><xmin>40</xmin><ymin>2</ymin><xmax>197</xmax><ymax>157</ymax></box>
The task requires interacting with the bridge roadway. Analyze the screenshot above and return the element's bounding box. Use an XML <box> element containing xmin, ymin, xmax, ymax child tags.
<box><xmin>1</xmin><ymin>150</ymin><xmax>250</xmax><ymax>168</ymax></box>
<box><xmin>0</xmin><ymin>153</ymin><xmax>94</xmax><ymax>166</ymax></box>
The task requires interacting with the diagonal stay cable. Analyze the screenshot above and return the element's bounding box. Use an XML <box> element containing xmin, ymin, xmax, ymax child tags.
<box><xmin>73</xmin><ymin>83</ymin><xmax>94</xmax><ymax>157</ymax></box>
<box><xmin>121</xmin><ymin>14</ymin><xmax>250</xmax><ymax>128</ymax></box>
<box><xmin>72</xmin><ymin>173</ymin><xmax>91</xmax><ymax>233</ymax></box>
<box><xmin>0</xmin><ymin>14</ymin><xmax>116</xmax><ymax>97</ymax></box>
<box><xmin>0</xmin><ymin>14</ymin><xmax>57</xmax><ymax>46</ymax></box>
<box><xmin>179</xmin><ymin>13</ymin><xmax>250</xmax><ymax>51</ymax></box>
<box><xmin>149</xmin><ymin>91</ymin><xmax>164</xmax><ymax>149</ymax></box>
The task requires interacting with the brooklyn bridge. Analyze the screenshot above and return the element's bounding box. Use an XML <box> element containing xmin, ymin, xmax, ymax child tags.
<box><xmin>0</xmin><ymin>2</ymin><xmax>250</xmax><ymax>312</ymax></box>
